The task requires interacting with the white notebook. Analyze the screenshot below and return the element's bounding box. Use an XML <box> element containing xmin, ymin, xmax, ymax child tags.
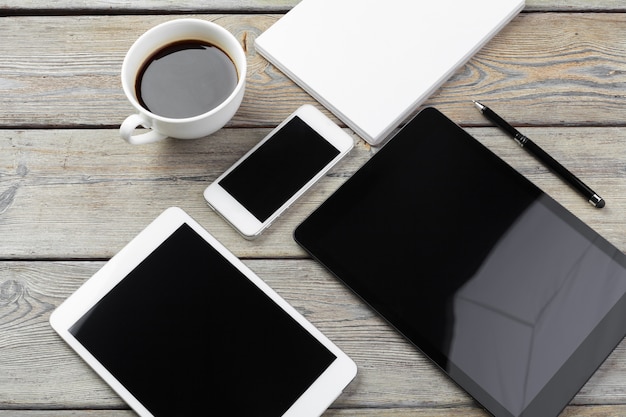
<box><xmin>255</xmin><ymin>0</ymin><xmax>525</xmax><ymax>145</ymax></box>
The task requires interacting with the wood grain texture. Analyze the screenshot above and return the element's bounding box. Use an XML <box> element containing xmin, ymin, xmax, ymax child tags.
<box><xmin>0</xmin><ymin>0</ymin><xmax>625</xmax><ymax>13</ymax></box>
<box><xmin>329</xmin><ymin>406</ymin><xmax>626</xmax><ymax>417</ymax></box>
<box><xmin>429</xmin><ymin>12</ymin><xmax>626</xmax><ymax>126</ymax></box>
<box><xmin>1</xmin><ymin>126</ymin><xmax>624</xmax><ymax>259</ymax></box>
<box><xmin>0</xmin><ymin>407</ymin><xmax>625</xmax><ymax>417</ymax></box>
<box><xmin>2</xmin><ymin>260</ymin><xmax>626</xmax><ymax>411</ymax></box>
<box><xmin>1</xmin><ymin>407</ymin><xmax>626</xmax><ymax>417</ymax></box>
<box><xmin>1</xmin><ymin>13</ymin><xmax>626</xmax><ymax>128</ymax></box>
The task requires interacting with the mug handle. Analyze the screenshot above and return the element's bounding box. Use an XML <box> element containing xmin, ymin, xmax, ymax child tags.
<box><xmin>120</xmin><ymin>114</ymin><xmax>167</xmax><ymax>145</ymax></box>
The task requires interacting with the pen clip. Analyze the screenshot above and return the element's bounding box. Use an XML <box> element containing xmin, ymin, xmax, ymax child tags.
<box><xmin>514</xmin><ymin>132</ymin><xmax>528</xmax><ymax>147</ymax></box>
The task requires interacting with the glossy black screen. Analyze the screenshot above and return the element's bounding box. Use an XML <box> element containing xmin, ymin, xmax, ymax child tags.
<box><xmin>295</xmin><ymin>107</ymin><xmax>626</xmax><ymax>417</ymax></box>
<box><xmin>219</xmin><ymin>116</ymin><xmax>340</xmax><ymax>222</ymax></box>
<box><xmin>70</xmin><ymin>223</ymin><xmax>336</xmax><ymax>416</ymax></box>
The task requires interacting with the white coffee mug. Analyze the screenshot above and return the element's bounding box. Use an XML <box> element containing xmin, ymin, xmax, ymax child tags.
<box><xmin>120</xmin><ymin>19</ymin><xmax>246</xmax><ymax>145</ymax></box>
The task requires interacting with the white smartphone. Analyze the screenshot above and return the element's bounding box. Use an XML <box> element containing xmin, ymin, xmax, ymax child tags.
<box><xmin>204</xmin><ymin>104</ymin><xmax>354</xmax><ymax>239</ymax></box>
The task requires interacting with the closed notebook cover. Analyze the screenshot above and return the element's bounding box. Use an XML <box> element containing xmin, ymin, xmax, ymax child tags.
<box><xmin>255</xmin><ymin>0</ymin><xmax>525</xmax><ymax>145</ymax></box>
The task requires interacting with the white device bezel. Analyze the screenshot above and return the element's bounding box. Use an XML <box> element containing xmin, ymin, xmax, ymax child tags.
<box><xmin>50</xmin><ymin>207</ymin><xmax>357</xmax><ymax>417</ymax></box>
<box><xmin>203</xmin><ymin>104</ymin><xmax>354</xmax><ymax>239</ymax></box>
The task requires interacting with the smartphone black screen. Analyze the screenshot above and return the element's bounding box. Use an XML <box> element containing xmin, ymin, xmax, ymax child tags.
<box><xmin>219</xmin><ymin>116</ymin><xmax>340</xmax><ymax>222</ymax></box>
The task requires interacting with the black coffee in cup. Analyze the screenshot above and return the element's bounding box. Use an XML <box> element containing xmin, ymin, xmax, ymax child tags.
<box><xmin>135</xmin><ymin>40</ymin><xmax>238</xmax><ymax>119</ymax></box>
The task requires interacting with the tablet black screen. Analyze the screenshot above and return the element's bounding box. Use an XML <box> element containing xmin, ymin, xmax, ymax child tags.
<box><xmin>295</xmin><ymin>107</ymin><xmax>626</xmax><ymax>417</ymax></box>
<box><xmin>70</xmin><ymin>223</ymin><xmax>336</xmax><ymax>416</ymax></box>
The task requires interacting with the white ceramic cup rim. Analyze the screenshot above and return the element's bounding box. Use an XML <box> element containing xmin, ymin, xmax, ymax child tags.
<box><xmin>121</xmin><ymin>18</ymin><xmax>246</xmax><ymax>124</ymax></box>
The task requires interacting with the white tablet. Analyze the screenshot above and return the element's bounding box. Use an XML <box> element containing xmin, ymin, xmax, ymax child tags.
<box><xmin>50</xmin><ymin>207</ymin><xmax>356</xmax><ymax>417</ymax></box>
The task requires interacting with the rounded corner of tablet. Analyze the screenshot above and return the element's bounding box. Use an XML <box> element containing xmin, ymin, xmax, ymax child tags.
<box><xmin>344</xmin><ymin>356</ymin><xmax>358</xmax><ymax>382</ymax></box>
<box><xmin>161</xmin><ymin>206</ymin><xmax>187</xmax><ymax>220</ymax></box>
<box><xmin>49</xmin><ymin>306</ymin><xmax>62</xmax><ymax>331</ymax></box>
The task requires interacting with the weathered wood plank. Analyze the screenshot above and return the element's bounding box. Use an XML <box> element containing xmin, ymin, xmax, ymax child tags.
<box><xmin>2</xmin><ymin>406</ymin><xmax>626</xmax><ymax>417</ymax></box>
<box><xmin>0</xmin><ymin>0</ymin><xmax>299</xmax><ymax>13</ymax></box>
<box><xmin>329</xmin><ymin>406</ymin><xmax>626</xmax><ymax>417</ymax></box>
<box><xmin>2</xmin><ymin>260</ymin><xmax>626</xmax><ymax>411</ymax></box>
<box><xmin>1</xmin><ymin>13</ymin><xmax>626</xmax><ymax>128</ymax></box>
<box><xmin>431</xmin><ymin>12</ymin><xmax>626</xmax><ymax>126</ymax></box>
<box><xmin>528</xmin><ymin>0</ymin><xmax>626</xmax><ymax>11</ymax></box>
<box><xmin>0</xmin><ymin>126</ymin><xmax>363</xmax><ymax>259</ymax></box>
<box><xmin>0</xmin><ymin>0</ymin><xmax>624</xmax><ymax>13</ymax></box>
<box><xmin>0</xmin><ymin>126</ymin><xmax>624</xmax><ymax>259</ymax></box>
<box><xmin>0</xmin><ymin>405</ymin><xmax>624</xmax><ymax>417</ymax></box>
<box><xmin>0</xmin><ymin>413</ymin><xmax>138</xmax><ymax>417</ymax></box>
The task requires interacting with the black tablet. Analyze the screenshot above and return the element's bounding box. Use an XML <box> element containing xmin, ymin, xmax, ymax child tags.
<box><xmin>294</xmin><ymin>107</ymin><xmax>626</xmax><ymax>417</ymax></box>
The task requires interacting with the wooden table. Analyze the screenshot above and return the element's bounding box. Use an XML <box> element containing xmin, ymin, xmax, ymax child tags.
<box><xmin>1</xmin><ymin>1</ymin><xmax>626</xmax><ymax>416</ymax></box>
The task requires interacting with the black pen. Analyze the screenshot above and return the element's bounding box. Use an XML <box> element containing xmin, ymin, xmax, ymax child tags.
<box><xmin>473</xmin><ymin>101</ymin><xmax>605</xmax><ymax>208</ymax></box>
